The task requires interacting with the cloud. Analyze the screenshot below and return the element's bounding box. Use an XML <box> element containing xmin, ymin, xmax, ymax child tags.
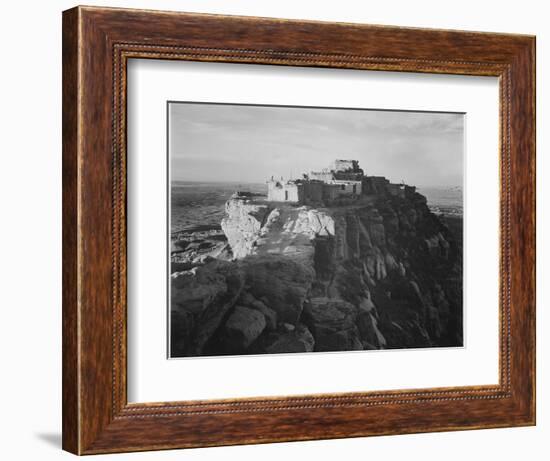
<box><xmin>169</xmin><ymin>102</ymin><xmax>464</xmax><ymax>187</ymax></box>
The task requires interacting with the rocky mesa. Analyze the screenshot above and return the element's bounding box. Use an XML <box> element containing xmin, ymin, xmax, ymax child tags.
<box><xmin>170</xmin><ymin>178</ymin><xmax>463</xmax><ymax>357</ymax></box>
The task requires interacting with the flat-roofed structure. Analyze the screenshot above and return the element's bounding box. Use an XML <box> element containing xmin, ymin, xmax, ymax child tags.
<box><xmin>266</xmin><ymin>159</ymin><xmax>416</xmax><ymax>205</ymax></box>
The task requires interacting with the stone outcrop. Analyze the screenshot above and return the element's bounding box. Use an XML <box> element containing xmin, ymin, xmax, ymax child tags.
<box><xmin>242</xmin><ymin>256</ymin><xmax>315</xmax><ymax>325</ymax></box>
<box><xmin>221</xmin><ymin>200</ymin><xmax>272</xmax><ymax>259</ymax></box>
<box><xmin>238</xmin><ymin>292</ymin><xmax>278</xmax><ymax>331</ymax></box>
<box><xmin>222</xmin><ymin>197</ymin><xmax>335</xmax><ymax>263</ymax></box>
<box><xmin>170</xmin><ymin>260</ymin><xmax>245</xmax><ymax>356</ymax></box>
<box><xmin>303</xmin><ymin>298</ymin><xmax>363</xmax><ymax>352</ymax></box>
<box><xmin>262</xmin><ymin>324</ymin><xmax>315</xmax><ymax>353</ymax></box>
<box><xmin>171</xmin><ymin>184</ymin><xmax>463</xmax><ymax>357</ymax></box>
<box><xmin>222</xmin><ymin>305</ymin><xmax>266</xmax><ymax>351</ymax></box>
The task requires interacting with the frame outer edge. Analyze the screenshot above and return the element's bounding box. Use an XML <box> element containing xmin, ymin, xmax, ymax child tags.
<box><xmin>531</xmin><ymin>36</ymin><xmax>537</xmax><ymax>425</ymax></box>
<box><xmin>63</xmin><ymin>6</ymin><xmax>536</xmax><ymax>454</ymax></box>
<box><xmin>62</xmin><ymin>6</ymin><xmax>81</xmax><ymax>455</ymax></box>
<box><xmin>528</xmin><ymin>36</ymin><xmax>536</xmax><ymax>425</ymax></box>
<box><xmin>525</xmin><ymin>36</ymin><xmax>537</xmax><ymax>426</ymax></box>
<box><xmin>498</xmin><ymin>37</ymin><xmax>536</xmax><ymax>425</ymax></box>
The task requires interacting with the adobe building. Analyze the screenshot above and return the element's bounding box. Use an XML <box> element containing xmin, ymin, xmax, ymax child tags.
<box><xmin>267</xmin><ymin>159</ymin><xmax>363</xmax><ymax>204</ymax></box>
<box><xmin>266</xmin><ymin>178</ymin><xmax>324</xmax><ymax>204</ymax></box>
<box><xmin>266</xmin><ymin>159</ymin><xmax>414</xmax><ymax>204</ymax></box>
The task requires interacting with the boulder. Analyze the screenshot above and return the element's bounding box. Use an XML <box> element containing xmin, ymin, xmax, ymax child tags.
<box><xmin>333</xmin><ymin>216</ymin><xmax>349</xmax><ymax>260</ymax></box>
<box><xmin>171</xmin><ymin>266</ymin><xmax>227</xmax><ymax>314</ymax></box>
<box><xmin>345</xmin><ymin>214</ymin><xmax>361</xmax><ymax>255</ymax></box>
<box><xmin>358</xmin><ymin>219</ymin><xmax>373</xmax><ymax>251</ymax></box>
<box><xmin>364</xmin><ymin>247</ymin><xmax>387</xmax><ymax>281</ymax></box>
<box><xmin>357</xmin><ymin>307</ymin><xmax>386</xmax><ymax>349</ymax></box>
<box><xmin>238</xmin><ymin>292</ymin><xmax>278</xmax><ymax>331</ymax></box>
<box><xmin>240</xmin><ymin>255</ymin><xmax>315</xmax><ymax>325</ymax></box>
<box><xmin>263</xmin><ymin>324</ymin><xmax>315</xmax><ymax>354</ymax></box>
<box><xmin>221</xmin><ymin>198</ymin><xmax>272</xmax><ymax>259</ymax></box>
<box><xmin>382</xmin><ymin>209</ymin><xmax>399</xmax><ymax>237</ymax></box>
<box><xmin>170</xmin><ymin>260</ymin><xmax>245</xmax><ymax>356</ymax></box>
<box><xmin>223</xmin><ymin>305</ymin><xmax>266</xmax><ymax>351</ymax></box>
<box><xmin>368</xmin><ymin>221</ymin><xmax>386</xmax><ymax>247</ymax></box>
<box><xmin>303</xmin><ymin>298</ymin><xmax>363</xmax><ymax>352</ymax></box>
<box><xmin>424</xmin><ymin>232</ymin><xmax>451</xmax><ymax>259</ymax></box>
<box><xmin>170</xmin><ymin>310</ymin><xmax>195</xmax><ymax>357</ymax></box>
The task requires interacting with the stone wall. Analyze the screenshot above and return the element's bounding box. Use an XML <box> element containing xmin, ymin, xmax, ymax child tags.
<box><xmin>267</xmin><ymin>180</ymin><xmax>301</xmax><ymax>202</ymax></box>
<box><xmin>302</xmin><ymin>181</ymin><xmax>324</xmax><ymax>203</ymax></box>
<box><xmin>333</xmin><ymin>159</ymin><xmax>361</xmax><ymax>172</ymax></box>
<box><xmin>310</xmin><ymin>170</ymin><xmax>334</xmax><ymax>182</ymax></box>
<box><xmin>386</xmin><ymin>183</ymin><xmax>406</xmax><ymax>198</ymax></box>
<box><xmin>331</xmin><ymin>180</ymin><xmax>362</xmax><ymax>196</ymax></box>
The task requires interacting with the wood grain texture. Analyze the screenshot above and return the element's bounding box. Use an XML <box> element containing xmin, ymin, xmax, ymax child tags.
<box><xmin>62</xmin><ymin>7</ymin><xmax>80</xmax><ymax>454</ymax></box>
<box><xmin>62</xmin><ymin>5</ymin><xmax>536</xmax><ymax>455</ymax></box>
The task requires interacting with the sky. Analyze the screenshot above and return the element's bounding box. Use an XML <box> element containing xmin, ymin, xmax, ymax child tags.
<box><xmin>169</xmin><ymin>102</ymin><xmax>464</xmax><ymax>188</ymax></box>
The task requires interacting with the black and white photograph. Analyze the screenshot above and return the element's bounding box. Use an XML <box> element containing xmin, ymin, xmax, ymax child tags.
<box><xmin>168</xmin><ymin>102</ymin><xmax>464</xmax><ymax>358</ymax></box>
<box><xmin>1</xmin><ymin>1</ymin><xmax>542</xmax><ymax>458</ymax></box>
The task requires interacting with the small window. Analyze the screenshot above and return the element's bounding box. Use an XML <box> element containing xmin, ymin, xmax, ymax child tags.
<box><xmin>285</xmin><ymin>190</ymin><xmax>289</xmax><ymax>200</ymax></box>
<box><xmin>341</xmin><ymin>184</ymin><xmax>345</xmax><ymax>190</ymax></box>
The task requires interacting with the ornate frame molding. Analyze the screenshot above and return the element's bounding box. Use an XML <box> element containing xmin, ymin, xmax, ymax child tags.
<box><xmin>63</xmin><ymin>6</ymin><xmax>535</xmax><ymax>454</ymax></box>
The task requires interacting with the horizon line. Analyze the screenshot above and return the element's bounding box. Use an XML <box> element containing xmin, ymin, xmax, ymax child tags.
<box><xmin>171</xmin><ymin>178</ymin><xmax>463</xmax><ymax>188</ymax></box>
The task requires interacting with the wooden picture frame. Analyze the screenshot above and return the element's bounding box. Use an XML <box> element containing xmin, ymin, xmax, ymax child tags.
<box><xmin>62</xmin><ymin>5</ymin><xmax>535</xmax><ymax>455</ymax></box>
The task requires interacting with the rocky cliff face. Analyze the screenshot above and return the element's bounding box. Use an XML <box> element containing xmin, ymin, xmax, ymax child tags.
<box><xmin>171</xmin><ymin>190</ymin><xmax>463</xmax><ymax>357</ymax></box>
